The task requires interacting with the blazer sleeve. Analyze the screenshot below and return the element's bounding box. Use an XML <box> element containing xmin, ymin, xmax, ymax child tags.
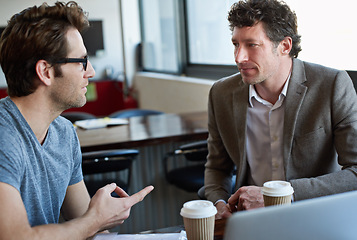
<box><xmin>204</xmin><ymin>80</ymin><xmax>237</xmax><ymax>203</ymax></box>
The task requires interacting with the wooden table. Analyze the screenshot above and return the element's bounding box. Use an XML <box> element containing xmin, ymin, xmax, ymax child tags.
<box><xmin>77</xmin><ymin>111</ymin><xmax>208</xmax><ymax>152</ymax></box>
<box><xmin>133</xmin><ymin>218</ymin><xmax>227</xmax><ymax>239</ymax></box>
<box><xmin>214</xmin><ymin>218</ymin><xmax>227</xmax><ymax>240</ymax></box>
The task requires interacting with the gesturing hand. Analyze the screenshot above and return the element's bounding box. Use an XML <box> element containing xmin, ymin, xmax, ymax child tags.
<box><xmin>88</xmin><ymin>183</ymin><xmax>154</xmax><ymax>231</ymax></box>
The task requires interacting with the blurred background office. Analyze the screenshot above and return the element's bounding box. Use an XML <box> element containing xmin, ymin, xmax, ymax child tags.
<box><xmin>1</xmin><ymin>0</ymin><xmax>356</xmax><ymax>234</ymax></box>
<box><xmin>1</xmin><ymin>0</ymin><xmax>356</xmax><ymax>113</ymax></box>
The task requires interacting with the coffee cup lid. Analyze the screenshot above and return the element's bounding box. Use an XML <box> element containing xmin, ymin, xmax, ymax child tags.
<box><xmin>180</xmin><ymin>200</ymin><xmax>217</xmax><ymax>219</ymax></box>
<box><xmin>261</xmin><ymin>180</ymin><xmax>294</xmax><ymax>197</ymax></box>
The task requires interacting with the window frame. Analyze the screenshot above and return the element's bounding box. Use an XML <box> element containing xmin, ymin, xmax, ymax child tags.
<box><xmin>181</xmin><ymin>1</ymin><xmax>238</xmax><ymax>80</ymax></box>
<box><xmin>138</xmin><ymin>0</ymin><xmax>238</xmax><ymax>80</ymax></box>
<box><xmin>138</xmin><ymin>0</ymin><xmax>357</xmax><ymax>83</ymax></box>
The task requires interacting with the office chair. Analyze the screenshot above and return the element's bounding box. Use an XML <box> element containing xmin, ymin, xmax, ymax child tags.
<box><xmin>61</xmin><ymin>111</ymin><xmax>138</xmax><ymax>196</ymax></box>
<box><xmin>81</xmin><ymin>149</ymin><xmax>138</xmax><ymax>196</ymax></box>
<box><xmin>163</xmin><ymin>140</ymin><xmax>208</xmax><ymax>192</ymax></box>
<box><xmin>109</xmin><ymin>108</ymin><xmax>164</xmax><ymax>118</ymax></box>
<box><xmin>60</xmin><ymin>111</ymin><xmax>97</xmax><ymax>122</ymax></box>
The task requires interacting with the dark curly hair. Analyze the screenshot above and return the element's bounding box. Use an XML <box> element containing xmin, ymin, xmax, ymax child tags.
<box><xmin>228</xmin><ymin>0</ymin><xmax>301</xmax><ymax>58</ymax></box>
<box><xmin>0</xmin><ymin>1</ymin><xmax>89</xmax><ymax>97</ymax></box>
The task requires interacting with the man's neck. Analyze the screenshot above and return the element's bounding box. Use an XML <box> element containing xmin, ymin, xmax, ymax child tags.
<box><xmin>11</xmin><ymin>93</ymin><xmax>60</xmax><ymax>145</ymax></box>
<box><xmin>255</xmin><ymin>58</ymin><xmax>293</xmax><ymax>104</ymax></box>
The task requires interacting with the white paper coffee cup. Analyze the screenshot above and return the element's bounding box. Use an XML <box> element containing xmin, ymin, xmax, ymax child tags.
<box><xmin>261</xmin><ymin>181</ymin><xmax>294</xmax><ymax>207</ymax></box>
<box><xmin>180</xmin><ymin>200</ymin><xmax>217</xmax><ymax>240</ymax></box>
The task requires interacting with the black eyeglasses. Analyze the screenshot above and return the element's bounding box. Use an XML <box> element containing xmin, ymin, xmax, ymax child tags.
<box><xmin>55</xmin><ymin>56</ymin><xmax>88</xmax><ymax>71</ymax></box>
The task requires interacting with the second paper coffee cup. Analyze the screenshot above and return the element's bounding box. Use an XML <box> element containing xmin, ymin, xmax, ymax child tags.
<box><xmin>261</xmin><ymin>180</ymin><xmax>294</xmax><ymax>207</ymax></box>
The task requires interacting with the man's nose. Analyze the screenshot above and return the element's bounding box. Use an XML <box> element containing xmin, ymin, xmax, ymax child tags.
<box><xmin>85</xmin><ymin>60</ymin><xmax>96</xmax><ymax>78</ymax></box>
<box><xmin>235</xmin><ymin>47</ymin><xmax>248</xmax><ymax>63</ymax></box>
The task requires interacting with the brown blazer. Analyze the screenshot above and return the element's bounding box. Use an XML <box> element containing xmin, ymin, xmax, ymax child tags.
<box><xmin>205</xmin><ymin>58</ymin><xmax>357</xmax><ymax>203</ymax></box>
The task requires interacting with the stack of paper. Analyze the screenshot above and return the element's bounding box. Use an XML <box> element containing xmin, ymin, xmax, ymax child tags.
<box><xmin>93</xmin><ymin>231</ymin><xmax>187</xmax><ymax>240</ymax></box>
<box><xmin>75</xmin><ymin>117</ymin><xmax>129</xmax><ymax>130</ymax></box>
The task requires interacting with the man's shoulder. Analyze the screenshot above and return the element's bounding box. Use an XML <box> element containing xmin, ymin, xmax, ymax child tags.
<box><xmin>294</xmin><ymin>58</ymin><xmax>345</xmax><ymax>79</ymax></box>
<box><xmin>217</xmin><ymin>72</ymin><xmax>241</xmax><ymax>83</ymax></box>
<box><xmin>291</xmin><ymin>58</ymin><xmax>352</xmax><ymax>91</ymax></box>
<box><xmin>0</xmin><ymin>124</ymin><xmax>18</xmax><ymax>146</ymax></box>
<box><xmin>0</xmin><ymin>98</ymin><xmax>20</xmax><ymax>132</ymax></box>
<box><xmin>212</xmin><ymin>72</ymin><xmax>245</xmax><ymax>90</ymax></box>
<box><xmin>0</xmin><ymin>97</ymin><xmax>13</xmax><ymax>116</ymax></box>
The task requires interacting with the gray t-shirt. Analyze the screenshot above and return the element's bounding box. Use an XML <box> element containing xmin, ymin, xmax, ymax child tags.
<box><xmin>0</xmin><ymin>97</ymin><xmax>83</xmax><ymax>226</ymax></box>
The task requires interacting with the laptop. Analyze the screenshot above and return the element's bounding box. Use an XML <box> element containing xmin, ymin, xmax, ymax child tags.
<box><xmin>224</xmin><ymin>190</ymin><xmax>357</xmax><ymax>240</ymax></box>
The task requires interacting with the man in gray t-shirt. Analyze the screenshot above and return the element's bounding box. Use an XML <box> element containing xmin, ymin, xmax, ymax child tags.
<box><xmin>0</xmin><ymin>2</ymin><xmax>153</xmax><ymax>239</ymax></box>
<box><xmin>0</xmin><ymin>97</ymin><xmax>83</xmax><ymax>226</ymax></box>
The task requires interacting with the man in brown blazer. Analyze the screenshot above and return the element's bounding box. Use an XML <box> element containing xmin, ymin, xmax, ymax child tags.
<box><xmin>205</xmin><ymin>0</ymin><xmax>357</xmax><ymax>219</ymax></box>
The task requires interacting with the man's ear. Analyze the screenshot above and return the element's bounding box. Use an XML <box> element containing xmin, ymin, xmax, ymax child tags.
<box><xmin>35</xmin><ymin>60</ymin><xmax>53</xmax><ymax>86</ymax></box>
<box><xmin>279</xmin><ymin>36</ymin><xmax>293</xmax><ymax>56</ymax></box>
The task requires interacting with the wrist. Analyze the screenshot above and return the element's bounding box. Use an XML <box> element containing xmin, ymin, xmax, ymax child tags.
<box><xmin>214</xmin><ymin>199</ymin><xmax>227</xmax><ymax>206</ymax></box>
<box><xmin>79</xmin><ymin>209</ymin><xmax>103</xmax><ymax>237</ymax></box>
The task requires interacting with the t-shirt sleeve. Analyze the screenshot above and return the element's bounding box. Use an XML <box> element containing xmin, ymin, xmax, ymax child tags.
<box><xmin>0</xmin><ymin>126</ymin><xmax>24</xmax><ymax>191</ymax></box>
<box><xmin>69</xmin><ymin>126</ymin><xmax>84</xmax><ymax>186</ymax></box>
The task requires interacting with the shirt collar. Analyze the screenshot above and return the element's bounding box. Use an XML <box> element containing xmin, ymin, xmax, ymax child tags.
<box><xmin>249</xmin><ymin>74</ymin><xmax>291</xmax><ymax>107</ymax></box>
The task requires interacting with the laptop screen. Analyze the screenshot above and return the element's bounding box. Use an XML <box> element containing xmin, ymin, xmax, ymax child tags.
<box><xmin>224</xmin><ymin>191</ymin><xmax>357</xmax><ymax>240</ymax></box>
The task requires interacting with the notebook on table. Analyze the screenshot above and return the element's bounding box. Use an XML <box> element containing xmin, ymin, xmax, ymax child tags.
<box><xmin>224</xmin><ymin>190</ymin><xmax>357</xmax><ymax>240</ymax></box>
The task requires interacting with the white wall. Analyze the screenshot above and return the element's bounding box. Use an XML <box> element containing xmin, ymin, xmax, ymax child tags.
<box><xmin>0</xmin><ymin>0</ymin><xmax>124</xmax><ymax>87</ymax></box>
<box><xmin>134</xmin><ymin>72</ymin><xmax>213</xmax><ymax>114</ymax></box>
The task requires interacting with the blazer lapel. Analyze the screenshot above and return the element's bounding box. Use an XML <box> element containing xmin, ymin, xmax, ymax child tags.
<box><xmin>283</xmin><ymin>59</ymin><xmax>308</xmax><ymax>168</ymax></box>
<box><xmin>232</xmin><ymin>80</ymin><xmax>249</xmax><ymax>185</ymax></box>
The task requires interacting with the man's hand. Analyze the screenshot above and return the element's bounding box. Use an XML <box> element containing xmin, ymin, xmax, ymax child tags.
<box><xmin>87</xmin><ymin>183</ymin><xmax>154</xmax><ymax>232</ymax></box>
<box><xmin>214</xmin><ymin>201</ymin><xmax>232</xmax><ymax>220</ymax></box>
<box><xmin>228</xmin><ymin>186</ymin><xmax>264</xmax><ymax>212</ymax></box>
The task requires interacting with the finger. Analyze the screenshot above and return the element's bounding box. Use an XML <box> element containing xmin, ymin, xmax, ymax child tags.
<box><xmin>228</xmin><ymin>202</ymin><xmax>236</xmax><ymax>212</ymax></box>
<box><xmin>114</xmin><ymin>187</ymin><xmax>129</xmax><ymax>198</ymax></box>
<box><xmin>125</xmin><ymin>186</ymin><xmax>154</xmax><ymax>207</ymax></box>
<box><xmin>228</xmin><ymin>188</ymin><xmax>242</xmax><ymax>204</ymax></box>
<box><xmin>227</xmin><ymin>203</ymin><xmax>237</xmax><ymax>213</ymax></box>
<box><xmin>236</xmin><ymin>196</ymin><xmax>245</xmax><ymax>211</ymax></box>
<box><xmin>228</xmin><ymin>191</ymin><xmax>241</xmax><ymax>212</ymax></box>
<box><xmin>228</xmin><ymin>200</ymin><xmax>236</xmax><ymax>212</ymax></box>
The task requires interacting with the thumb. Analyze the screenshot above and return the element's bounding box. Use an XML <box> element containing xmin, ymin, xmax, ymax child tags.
<box><xmin>102</xmin><ymin>183</ymin><xmax>117</xmax><ymax>194</ymax></box>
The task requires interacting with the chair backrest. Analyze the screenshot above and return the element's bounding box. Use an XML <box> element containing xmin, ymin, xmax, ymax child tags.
<box><xmin>177</xmin><ymin>140</ymin><xmax>208</xmax><ymax>161</ymax></box>
<box><xmin>163</xmin><ymin>140</ymin><xmax>208</xmax><ymax>192</ymax></box>
<box><xmin>109</xmin><ymin>109</ymin><xmax>164</xmax><ymax>118</ymax></box>
<box><xmin>61</xmin><ymin>111</ymin><xmax>96</xmax><ymax>123</ymax></box>
<box><xmin>82</xmin><ymin>149</ymin><xmax>139</xmax><ymax>175</ymax></box>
